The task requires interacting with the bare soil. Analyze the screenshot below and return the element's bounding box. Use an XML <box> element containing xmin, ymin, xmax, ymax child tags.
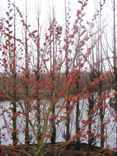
<box><xmin>0</xmin><ymin>145</ymin><xmax>116</xmax><ymax>156</ymax></box>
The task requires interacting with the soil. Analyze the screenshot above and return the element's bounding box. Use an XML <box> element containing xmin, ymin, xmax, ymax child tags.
<box><xmin>0</xmin><ymin>144</ymin><xmax>116</xmax><ymax>156</ymax></box>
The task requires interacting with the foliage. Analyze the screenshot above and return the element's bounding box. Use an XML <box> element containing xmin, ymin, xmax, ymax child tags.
<box><xmin>0</xmin><ymin>0</ymin><xmax>116</xmax><ymax>155</ymax></box>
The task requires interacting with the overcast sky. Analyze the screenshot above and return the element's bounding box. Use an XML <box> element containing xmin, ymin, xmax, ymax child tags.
<box><xmin>0</xmin><ymin>0</ymin><xmax>96</xmax><ymax>26</ymax></box>
<box><xmin>0</xmin><ymin>0</ymin><xmax>116</xmax><ymax>72</ymax></box>
<box><xmin>0</xmin><ymin>0</ymin><xmax>115</xmax><ymax>49</ymax></box>
<box><xmin>0</xmin><ymin>0</ymin><xmax>115</xmax><ymax>42</ymax></box>
<box><xmin>0</xmin><ymin>0</ymin><xmax>114</xmax><ymax>27</ymax></box>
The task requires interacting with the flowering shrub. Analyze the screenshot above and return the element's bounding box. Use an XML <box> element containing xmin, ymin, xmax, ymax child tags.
<box><xmin>0</xmin><ymin>0</ymin><xmax>116</xmax><ymax>155</ymax></box>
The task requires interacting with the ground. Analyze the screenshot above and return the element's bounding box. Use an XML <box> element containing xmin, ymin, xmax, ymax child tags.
<box><xmin>0</xmin><ymin>144</ymin><xmax>116</xmax><ymax>156</ymax></box>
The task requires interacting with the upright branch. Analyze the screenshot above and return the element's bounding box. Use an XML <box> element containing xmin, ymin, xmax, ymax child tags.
<box><xmin>12</xmin><ymin>0</ymin><xmax>17</xmax><ymax>146</ymax></box>
<box><xmin>64</xmin><ymin>0</ymin><xmax>71</xmax><ymax>141</ymax></box>
<box><xmin>112</xmin><ymin>0</ymin><xmax>117</xmax><ymax>151</ymax></box>
<box><xmin>34</xmin><ymin>3</ymin><xmax>42</xmax><ymax>143</ymax></box>
<box><xmin>24</xmin><ymin>0</ymin><xmax>30</xmax><ymax>146</ymax></box>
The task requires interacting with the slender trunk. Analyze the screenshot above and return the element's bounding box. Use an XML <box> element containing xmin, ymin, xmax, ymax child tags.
<box><xmin>24</xmin><ymin>0</ymin><xmax>30</xmax><ymax>145</ymax></box>
<box><xmin>75</xmin><ymin>79</ymin><xmax>80</xmax><ymax>149</ymax></box>
<box><xmin>66</xmin><ymin>100</ymin><xmax>70</xmax><ymax>140</ymax></box>
<box><xmin>88</xmin><ymin>69</ymin><xmax>95</xmax><ymax>150</ymax></box>
<box><xmin>88</xmin><ymin>95</ymin><xmax>94</xmax><ymax>150</ymax></box>
<box><xmin>94</xmin><ymin>1</ymin><xmax>105</xmax><ymax>148</ymax></box>
<box><xmin>65</xmin><ymin>69</ymin><xmax>70</xmax><ymax>141</ymax></box>
<box><xmin>98</xmin><ymin>79</ymin><xmax>105</xmax><ymax>148</ymax></box>
<box><xmin>100</xmin><ymin>110</ymin><xmax>105</xmax><ymax>148</ymax></box>
<box><xmin>36</xmin><ymin>7</ymin><xmax>41</xmax><ymax>142</ymax></box>
<box><xmin>24</xmin><ymin>75</ymin><xmax>30</xmax><ymax>145</ymax></box>
<box><xmin>51</xmin><ymin>18</ymin><xmax>56</xmax><ymax>144</ymax></box>
<box><xmin>12</xmin><ymin>0</ymin><xmax>17</xmax><ymax>145</ymax></box>
<box><xmin>113</xmin><ymin>0</ymin><xmax>117</xmax><ymax>73</ymax></box>
<box><xmin>48</xmin><ymin>74</ymin><xmax>56</xmax><ymax>144</ymax></box>
<box><xmin>12</xmin><ymin>76</ymin><xmax>17</xmax><ymax>145</ymax></box>
<box><xmin>12</xmin><ymin>100</ymin><xmax>17</xmax><ymax>145</ymax></box>
<box><xmin>113</xmin><ymin>0</ymin><xmax>117</xmax><ymax>152</ymax></box>
<box><xmin>51</xmin><ymin>101</ymin><xmax>56</xmax><ymax>144</ymax></box>
<box><xmin>65</xmin><ymin>0</ymin><xmax>70</xmax><ymax>141</ymax></box>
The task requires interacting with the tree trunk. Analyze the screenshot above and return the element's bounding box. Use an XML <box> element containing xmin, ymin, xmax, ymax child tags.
<box><xmin>75</xmin><ymin>79</ymin><xmax>81</xmax><ymax>149</ymax></box>
<box><xmin>51</xmin><ymin>104</ymin><xmax>56</xmax><ymax>144</ymax></box>
<box><xmin>12</xmin><ymin>0</ymin><xmax>17</xmax><ymax>145</ymax></box>
<box><xmin>88</xmin><ymin>96</ymin><xmax>94</xmax><ymax>150</ymax></box>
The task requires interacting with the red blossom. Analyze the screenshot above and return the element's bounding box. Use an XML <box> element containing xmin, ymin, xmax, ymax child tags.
<box><xmin>44</xmin><ymin>133</ymin><xmax>51</xmax><ymax>139</ymax></box>
<box><xmin>50</xmin><ymin>114</ymin><xmax>57</xmax><ymax>120</ymax></box>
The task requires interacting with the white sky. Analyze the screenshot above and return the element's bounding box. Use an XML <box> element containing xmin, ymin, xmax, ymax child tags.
<box><xmin>0</xmin><ymin>0</ymin><xmax>95</xmax><ymax>26</ymax></box>
<box><xmin>0</xmin><ymin>0</ymin><xmax>116</xmax><ymax>60</ymax></box>
<box><xmin>0</xmin><ymin>1</ymin><xmax>115</xmax><ymax>48</ymax></box>
<box><xmin>0</xmin><ymin>0</ymin><xmax>114</xmax><ymax>29</ymax></box>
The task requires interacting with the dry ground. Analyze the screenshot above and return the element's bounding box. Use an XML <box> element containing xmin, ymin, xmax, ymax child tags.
<box><xmin>0</xmin><ymin>145</ymin><xmax>116</xmax><ymax>156</ymax></box>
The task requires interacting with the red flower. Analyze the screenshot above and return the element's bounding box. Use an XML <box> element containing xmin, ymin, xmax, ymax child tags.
<box><xmin>50</xmin><ymin>114</ymin><xmax>57</xmax><ymax>120</ymax></box>
<box><xmin>44</xmin><ymin>133</ymin><xmax>51</xmax><ymax>139</ymax></box>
